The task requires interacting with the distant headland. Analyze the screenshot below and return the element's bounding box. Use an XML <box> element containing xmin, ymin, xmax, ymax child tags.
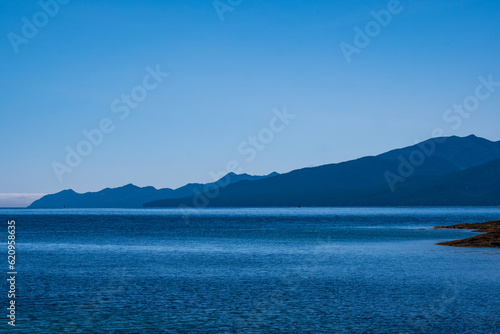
<box><xmin>435</xmin><ymin>220</ymin><xmax>500</xmax><ymax>248</ymax></box>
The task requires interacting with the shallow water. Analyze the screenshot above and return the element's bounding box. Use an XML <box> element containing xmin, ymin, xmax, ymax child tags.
<box><xmin>2</xmin><ymin>207</ymin><xmax>500</xmax><ymax>333</ymax></box>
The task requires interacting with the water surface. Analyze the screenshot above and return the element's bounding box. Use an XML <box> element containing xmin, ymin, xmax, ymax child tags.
<box><xmin>2</xmin><ymin>207</ymin><xmax>499</xmax><ymax>333</ymax></box>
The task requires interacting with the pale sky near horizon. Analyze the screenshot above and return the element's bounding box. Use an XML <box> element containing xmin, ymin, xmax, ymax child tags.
<box><xmin>1</xmin><ymin>0</ymin><xmax>500</xmax><ymax>206</ymax></box>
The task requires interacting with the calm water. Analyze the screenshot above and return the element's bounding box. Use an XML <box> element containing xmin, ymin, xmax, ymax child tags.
<box><xmin>1</xmin><ymin>207</ymin><xmax>500</xmax><ymax>333</ymax></box>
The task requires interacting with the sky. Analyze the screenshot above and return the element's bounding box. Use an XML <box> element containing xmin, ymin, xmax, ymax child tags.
<box><xmin>1</xmin><ymin>0</ymin><xmax>499</xmax><ymax>206</ymax></box>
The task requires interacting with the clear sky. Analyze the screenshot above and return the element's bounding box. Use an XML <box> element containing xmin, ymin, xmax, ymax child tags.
<box><xmin>1</xmin><ymin>0</ymin><xmax>499</xmax><ymax>206</ymax></box>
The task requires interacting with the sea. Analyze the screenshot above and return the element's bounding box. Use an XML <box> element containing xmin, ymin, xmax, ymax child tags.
<box><xmin>1</xmin><ymin>207</ymin><xmax>499</xmax><ymax>333</ymax></box>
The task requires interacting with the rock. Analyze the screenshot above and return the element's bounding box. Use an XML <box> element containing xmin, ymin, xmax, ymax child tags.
<box><xmin>434</xmin><ymin>220</ymin><xmax>500</xmax><ymax>248</ymax></box>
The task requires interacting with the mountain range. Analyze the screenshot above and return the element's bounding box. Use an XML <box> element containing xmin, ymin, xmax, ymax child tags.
<box><xmin>29</xmin><ymin>172</ymin><xmax>278</xmax><ymax>208</ymax></box>
<box><xmin>29</xmin><ymin>135</ymin><xmax>500</xmax><ymax>208</ymax></box>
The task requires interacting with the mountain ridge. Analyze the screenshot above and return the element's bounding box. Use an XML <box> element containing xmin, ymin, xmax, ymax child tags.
<box><xmin>145</xmin><ymin>157</ymin><xmax>500</xmax><ymax>207</ymax></box>
<box><xmin>145</xmin><ymin>135</ymin><xmax>500</xmax><ymax>208</ymax></box>
<box><xmin>29</xmin><ymin>135</ymin><xmax>500</xmax><ymax>208</ymax></box>
<box><xmin>29</xmin><ymin>172</ymin><xmax>279</xmax><ymax>208</ymax></box>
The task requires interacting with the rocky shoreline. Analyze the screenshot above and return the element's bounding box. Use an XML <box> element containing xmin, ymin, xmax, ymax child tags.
<box><xmin>434</xmin><ymin>220</ymin><xmax>500</xmax><ymax>248</ymax></box>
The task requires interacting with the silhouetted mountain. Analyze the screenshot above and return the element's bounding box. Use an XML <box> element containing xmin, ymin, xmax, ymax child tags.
<box><xmin>169</xmin><ymin>172</ymin><xmax>279</xmax><ymax>199</ymax></box>
<box><xmin>28</xmin><ymin>172</ymin><xmax>278</xmax><ymax>208</ymax></box>
<box><xmin>144</xmin><ymin>135</ymin><xmax>500</xmax><ymax>207</ymax></box>
<box><xmin>29</xmin><ymin>185</ymin><xmax>174</xmax><ymax>209</ymax></box>
<box><xmin>378</xmin><ymin>134</ymin><xmax>500</xmax><ymax>170</ymax></box>
<box><xmin>374</xmin><ymin>157</ymin><xmax>500</xmax><ymax>206</ymax></box>
<box><xmin>31</xmin><ymin>135</ymin><xmax>500</xmax><ymax>208</ymax></box>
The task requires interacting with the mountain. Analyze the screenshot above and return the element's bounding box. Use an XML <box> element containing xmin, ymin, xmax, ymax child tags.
<box><xmin>378</xmin><ymin>134</ymin><xmax>500</xmax><ymax>170</ymax></box>
<box><xmin>28</xmin><ymin>172</ymin><xmax>278</xmax><ymax>208</ymax></box>
<box><xmin>30</xmin><ymin>135</ymin><xmax>500</xmax><ymax>208</ymax></box>
<box><xmin>144</xmin><ymin>135</ymin><xmax>500</xmax><ymax>207</ymax></box>
<box><xmin>374</xmin><ymin>157</ymin><xmax>500</xmax><ymax>206</ymax></box>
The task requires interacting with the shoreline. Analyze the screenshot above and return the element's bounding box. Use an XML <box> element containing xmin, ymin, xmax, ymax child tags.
<box><xmin>434</xmin><ymin>220</ymin><xmax>500</xmax><ymax>248</ymax></box>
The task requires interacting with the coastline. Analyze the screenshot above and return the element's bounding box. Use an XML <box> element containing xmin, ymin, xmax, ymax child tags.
<box><xmin>435</xmin><ymin>219</ymin><xmax>500</xmax><ymax>248</ymax></box>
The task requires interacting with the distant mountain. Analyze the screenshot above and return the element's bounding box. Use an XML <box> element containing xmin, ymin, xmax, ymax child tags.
<box><xmin>144</xmin><ymin>135</ymin><xmax>500</xmax><ymax>207</ymax></box>
<box><xmin>373</xmin><ymin>157</ymin><xmax>500</xmax><ymax>206</ymax></box>
<box><xmin>29</xmin><ymin>185</ymin><xmax>168</xmax><ymax>209</ymax></box>
<box><xmin>31</xmin><ymin>135</ymin><xmax>500</xmax><ymax>208</ymax></box>
<box><xmin>28</xmin><ymin>172</ymin><xmax>278</xmax><ymax>208</ymax></box>
<box><xmin>378</xmin><ymin>134</ymin><xmax>500</xmax><ymax>170</ymax></box>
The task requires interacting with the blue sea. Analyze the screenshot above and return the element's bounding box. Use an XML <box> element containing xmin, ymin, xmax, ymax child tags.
<box><xmin>1</xmin><ymin>207</ymin><xmax>500</xmax><ymax>333</ymax></box>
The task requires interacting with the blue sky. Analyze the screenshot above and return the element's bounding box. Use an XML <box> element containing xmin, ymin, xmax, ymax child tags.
<box><xmin>1</xmin><ymin>0</ymin><xmax>500</xmax><ymax>206</ymax></box>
